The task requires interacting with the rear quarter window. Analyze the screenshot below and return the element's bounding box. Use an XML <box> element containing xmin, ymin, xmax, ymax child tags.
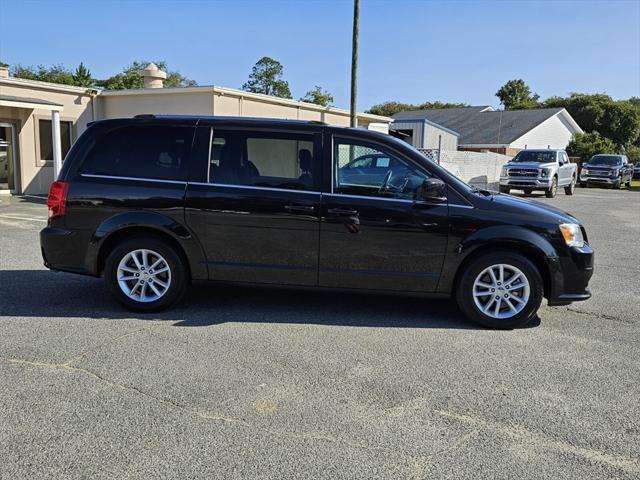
<box><xmin>80</xmin><ymin>125</ymin><xmax>194</xmax><ymax>181</ymax></box>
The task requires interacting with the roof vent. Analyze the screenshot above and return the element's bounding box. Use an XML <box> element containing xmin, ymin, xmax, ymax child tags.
<box><xmin>140</xmin><ymin>63</ymin><xmax>167</xmax><ymax>89</ymax></box>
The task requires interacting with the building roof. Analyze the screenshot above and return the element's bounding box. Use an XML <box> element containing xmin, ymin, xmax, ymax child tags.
<box><xmin>0</xmin><ymin>94</ymin><xmax>65</xmax><ymax>111</ymax></box>
<box><xmin>0</xmin><ymin>76</ymin><xmax>97</xmax><ymax>95</ymax></box>
<box><xmin>393</xmin><ymin>106</ymin><xmax>578</xmax><ymax>146</ymax></box>
<box><xmin>100</xmin><ymin>84</ymin><xmax>392</xmax><ymax>123</ymax></box>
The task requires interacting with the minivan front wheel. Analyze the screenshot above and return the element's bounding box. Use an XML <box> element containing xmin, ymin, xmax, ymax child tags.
<box><xmin>456</xmin><ymin>251</ymin><xmax>543</xmax><ymax>329</ymax></box>
<box><xmin>104</xmin><ymin>236</ymin><xmax>187</xmax><ymax>312</ymax></box>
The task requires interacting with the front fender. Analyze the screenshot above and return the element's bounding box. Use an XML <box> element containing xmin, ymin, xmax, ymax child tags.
<box><xmin>85</xmin><ymin>211</ymin><xmax>208</xmax><ymax>279</ymax></box>
<box><xmin>437</xmin><ymin>225</ymin><xmax>560</xmax><ymax>294</ymax></box>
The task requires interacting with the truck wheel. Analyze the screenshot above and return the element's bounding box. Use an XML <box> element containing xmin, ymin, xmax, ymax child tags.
<box><xmin>104</xmin><ymin>236</ymin><xmax>188</xmax><ymax>312</ymax></box>
<box><xmin>499</xmin><ymin>186</ymin><xmax>510</xmax><ymax>194</ymax></box>
<box><xmin>545</xmin><ymin>177</ymin><xmax>557</xmax><ymax>198</ymax></box>
<box><xmin>625</xmin><ymin>178</ymin><xmax>631</xmax><ymax>187</ymax></box>
<box><xmin>613</xmin><ymin>178</ymin><xmax>621</xmax><ymax>189</ymax></box>
<box><xmin>456</xmin><ymin>251</ymin><xmax>543</xmax><ymax>329</ymax></box>
<box><xmin>579</xmin><ymin>182</ymin><xmax>586</xmax><ymax>188</ymax></box>
<box><xmin>564</xmin><ymin>176</ymin><xmax>576</xmax><ymax>195</ymax></box>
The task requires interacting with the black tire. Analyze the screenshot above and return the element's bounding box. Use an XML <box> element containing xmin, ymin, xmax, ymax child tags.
<box><xmin>613</xmin><ymin>179</ymin><xmax>621</xmax><ymax>189</ymax></box>
<box><xmin>456</xmin><ymin>251</ymin><xmax>544</xmax><ymax>329</ymax></box>
<box><xmin>104</xmin><ymin>236</ymin><xmax>188</xmax><ymax>312</ymax></box>
<box><xmin>579</xmin><ymin>182</ymin><xmax>586</xmax><ymax>188</ymax></box>
<box><xmin>523</xmin><ymin>189</ymin><xmax>532</xmax><ymax>195</ymax></box>
<box><xmin>545</xmin><ymin>177</ymin><xmax>557</xmax><ymax>198</ymax></box>
<box><xmin>499</xmin><ymin>186</ymin><xmax>510</xmax><ymax>194</ymax></box>
<box><xmin>625</xmin><ymin>178</ymin><xmax>631</xmax><ymax>187</ymax></box>
<box><xmin>564</xmin><ymin>176</ymin><xmax>576</xmax><ymax>195</ymax></box>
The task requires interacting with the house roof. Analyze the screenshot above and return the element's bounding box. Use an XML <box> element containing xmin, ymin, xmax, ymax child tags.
<box><xmin>393</xmin><ymin>106</ymin><xmax>577</xmax><ymax>146</ymax></box>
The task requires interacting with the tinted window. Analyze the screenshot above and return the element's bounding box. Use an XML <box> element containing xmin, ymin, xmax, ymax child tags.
<box><xmin>207</xmin><ymin>130</ymin><xmax>318</xmax><ymax>191</ymax></box>
<box><xmin>81</xmin><ymin>125</ymin><xmax>194</xmax><ymax>180</ymax></box>
<box><xmin>334</xmin><ymin>138</ymin><xmax>428</xmax><ymax>200</ymax></box>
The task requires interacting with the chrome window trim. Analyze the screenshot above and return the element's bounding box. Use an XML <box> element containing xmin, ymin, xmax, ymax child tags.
<box><xmin>449</xmin><ymin>203</ymin><xmax>474</xmax><ymax>209</ymax></box>
<box><xmin>206</xmin><ymin>127</ymin><xmax>213</xmax><ymax>183</ymax></box>
<box><xmin>323</xmin><ymin>192</ymin><xmax>443</xmax><ymax>206</ymax></box>
<box><xmin>80</xmin><ymin>173</ymin><xmax>187</xmax><ymax>185</ymax></box>
<box><xmin>188</xmin><ymin>181</ymin><xmax>321</xmax><ymax>196</ymax></box>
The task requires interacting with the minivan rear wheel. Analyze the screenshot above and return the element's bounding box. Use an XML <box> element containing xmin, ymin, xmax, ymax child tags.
<box><xmin>104</xmin><ymin>236</ymin><xmax>187</xmax><ymax>312</ymax></box>
<box><xmin>456</xmin><ymin>251</ymin><xmax>543</xmax><ymax>329</ymax></box>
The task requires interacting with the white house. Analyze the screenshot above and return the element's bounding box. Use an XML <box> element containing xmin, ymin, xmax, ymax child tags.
<box><xmin>392</xmin><ymin>106</ymin><xmax>582</xmax><ymax>156</ymax></box>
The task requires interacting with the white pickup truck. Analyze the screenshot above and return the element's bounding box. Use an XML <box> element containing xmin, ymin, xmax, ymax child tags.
<box><xmin>499</xmin><ymin>149</ymin><xmax>577</xmax><ymax>198</ymax></box>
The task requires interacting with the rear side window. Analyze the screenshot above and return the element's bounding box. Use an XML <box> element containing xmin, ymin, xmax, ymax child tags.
<box><xmin>206</xmin><ymin>129</ymin><xmax>320</xmax><ymax>191</ymax></box>
<box><xmin>81</xmin><ymin>125</ymin><xmax>194</xmax><ymax>181</ymax></box>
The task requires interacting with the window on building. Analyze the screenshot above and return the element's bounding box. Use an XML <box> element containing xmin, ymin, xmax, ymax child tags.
<box><xmin>81</xmin><ymin>126</ymin><xmax>195</xmax><ymax>181</ymax></box>
<box><xmin>334</xmin><ymin>138</ymin><xmax>428</xmax><ymax>200</ymax></box>
<box><xmin>208</xmin><ymin>130</ymin><xmax>318</xmax><ymax>191</ymax></box>
<box><xmin>39</xmin><ymin>119</ymin><xmax>72</xmax><ymax>162</ymax></box>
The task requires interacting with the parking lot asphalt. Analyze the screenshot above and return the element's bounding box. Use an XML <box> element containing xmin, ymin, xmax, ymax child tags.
<box><xmin>1</xmin><ymin>187</ymin><xmax>639</xmax><ymax>479</ymax></box>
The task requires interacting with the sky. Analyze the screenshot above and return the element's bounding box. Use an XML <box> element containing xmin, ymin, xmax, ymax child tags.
<box><xmin>1</xmin><ymin>0</ymin><xmax>639</xmax><ymax>112</ymax></box>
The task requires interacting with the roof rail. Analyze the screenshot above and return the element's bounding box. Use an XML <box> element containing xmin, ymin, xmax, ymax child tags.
<box><xmin>134</xmin><ymin>114</ymin><xmax>156</xmax><ymax>118</ymax></box>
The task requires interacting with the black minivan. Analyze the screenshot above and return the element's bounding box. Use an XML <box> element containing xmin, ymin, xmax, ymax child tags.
<box><xmin>40</xmin><ymin>116</ymin><xmax>594</xmax><ymax>328</ymax></box>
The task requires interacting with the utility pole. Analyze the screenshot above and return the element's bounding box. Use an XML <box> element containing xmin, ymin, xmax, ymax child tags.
<box><xmin>350</xmin><ymin>0</ymin><xmax>360</xmax><ymax>128</ymax></box>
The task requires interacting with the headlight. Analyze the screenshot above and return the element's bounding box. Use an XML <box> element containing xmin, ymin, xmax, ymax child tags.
<box><xmin>540</xmin><ymin>168</ymin><xmax>550</xmax><ymax>178</ymax></box>
<box><xmin>559</xmin><ymin>223</ymin><xmax>585</xmax><ymax>248</ymax></box>
<box><xmin>501</xmin><ymin>166</ymin><xmax>508</xmax><ymax>176</ymax></box>
<box><xmin>582</xmin><ymin>169</ymin><xmax>589</xmax><ymax>175</ymax></box>
<box><xmin>610</xmin><ymin>169</ymin><xmax>618</xmax><ymax>176</ymax></box>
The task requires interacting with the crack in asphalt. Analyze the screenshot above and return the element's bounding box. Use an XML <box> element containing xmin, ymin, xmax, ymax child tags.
<box><xmin>2</xmin><ymin>356</ymin><xmax>638</xmax><ymax>476</ymax></box>
<box><xmin>434</xmin><ymin>409</ymin><xmax>640</xmax><ymax>475</ymax></box>
<box><xmin>564</xmin><ymin>306</ymin><xmax>635</xmax><ymax>324</ymax></box>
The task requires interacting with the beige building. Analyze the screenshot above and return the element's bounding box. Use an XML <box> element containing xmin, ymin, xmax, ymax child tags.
<box><xmin>0</xmin><ymin>64</ymin><xmax>391</xmax><ymax>195</ymax></box>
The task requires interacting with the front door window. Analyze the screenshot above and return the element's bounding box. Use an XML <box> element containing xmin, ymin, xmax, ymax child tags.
<box><xmin>334</xmin><ymin>138</ymin><xmax>428</xmax><ymax>200</ymax></box>
<box><xmin>0</xmin><ymin>123</ymin><xmax>17</xmax><ymax>191</ymax></box>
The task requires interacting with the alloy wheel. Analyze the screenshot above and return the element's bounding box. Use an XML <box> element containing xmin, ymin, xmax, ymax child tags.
<box><xmin>472</xmin><ymin>264</ymin><xmax>530</xmax><ymax>319</ymax></box>
<box><xmin>116</xmin><ymin>249</ymin><xmax>172</xmax><ymax>303</ymax></box>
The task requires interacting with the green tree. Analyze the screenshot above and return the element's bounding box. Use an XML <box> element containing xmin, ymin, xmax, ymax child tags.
<box><xmin>542</xmin><ymin>93</ymin><xmax>640</xmax><ymax>148</ymax></box>
<box><xmin>566</xmin><ymin>131</ymin><xmax>617</xmax><ymax>163</ymax></box>
<box><xmin>95</xmin><ymin>61</ymin><xmax>197</xmax><ymax>90</ymax></box>
<box><xmin>72</xmin><ymin>62</ymin><xmax>93</xmax><ymax>88</ymax></box>
<box><xmin>625</xmin><ymin>144</ymin><xmax>640</xmax><ymax>162</ymax></box>
<box><xmin>299</xmin><ymin>86</ymin><xmax>334</xmax><ymax>107</ymax></box>
<box><xmin>599</xmin><ymin>101</ymin><xmax>640</xmax><ymax>148</ymax></box>
<box><xmin>366</xmin><ymin>100</ymin><xmax>467</xmax><ymax>117</ymax></box>
<box><xmin>495</xmin><ymin>79</ymin><xmax>540</xmax><ymax>109</ymax></box>
<box><xmin>0</xmin><ymin>60</ymin><xmax>8</xmax><ymax>68</ymax></box>
<box><xmin>12</xmin><ymin>63</ymin><xmax>76</xmax><ymax>85</ymax></box>
<box><xmin>242</xmin><ymin>57</ymin><xmax>292</xmax><ymax>98</ymax></box>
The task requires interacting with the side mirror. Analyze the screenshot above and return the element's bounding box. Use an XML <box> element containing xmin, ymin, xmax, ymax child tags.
<box><xmin>420</xmin><ymin>178</ymin><xmax>447</xmax><ymax>202</ymax></box>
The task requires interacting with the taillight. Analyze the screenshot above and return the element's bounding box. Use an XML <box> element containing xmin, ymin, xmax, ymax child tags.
<box><xmin>47</xmin><ymin>181</ymin><xmax>70</xmax><ymax>219</ymax></box>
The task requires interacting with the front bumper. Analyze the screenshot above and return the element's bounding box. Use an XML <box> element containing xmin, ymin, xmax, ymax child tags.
<box><xmin>580</xmin><ymin>174</ymin><xmax>618</xmax><ymax>184</ymax></box>
<box><xmin>545</xmin><ymin>244</ymin><xmax>594</xmax><ymax>306</ymax></box>
<box><xmin>500</xmin><ymin>176</ymin><xmax>552</xmax><ymax>189</ymax></box>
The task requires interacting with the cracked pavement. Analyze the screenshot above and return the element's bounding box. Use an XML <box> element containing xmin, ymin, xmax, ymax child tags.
<box><xmin>1</xmin><ymin>188</ymin><xmax>639</xmax><ymax>479</ymax></box>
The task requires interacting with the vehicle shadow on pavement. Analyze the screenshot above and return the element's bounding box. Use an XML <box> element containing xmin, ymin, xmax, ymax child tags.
<box><xmin>0</xmin><ymin>270</ymin><xmax>540</xmax><ymax>330</ymax></box>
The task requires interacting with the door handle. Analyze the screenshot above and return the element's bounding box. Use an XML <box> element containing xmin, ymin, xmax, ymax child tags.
<box><xmin>284</xmin><ymin>204</ymin><xmax>315</xmax><ymax>213</ymax></box>
<box><xmin>327</xmin><ymin>207</ymin><xmax>359</xmax><ymax>216</ymax></box>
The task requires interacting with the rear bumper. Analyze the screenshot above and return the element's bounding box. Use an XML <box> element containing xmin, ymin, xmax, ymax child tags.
<box><xmin>40</xmin><ymin>227</ymin><xmax>96</xmax><ymax>276</ymax></box>
<box><xmin>546</xmin><ymin>244</ymin><xmax>594</xmax><ymax>306</ymax></box>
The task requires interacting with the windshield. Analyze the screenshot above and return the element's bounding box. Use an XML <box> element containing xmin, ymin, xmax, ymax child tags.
<box><xmin>511</xmin><ymin>151</ymin><xmax>556</xmax><ymax>163</ymax></box>
<box><xmin>588</xmin><ymin>155</ymin><xmax>622</xmax><ymax>166</ymax></box>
